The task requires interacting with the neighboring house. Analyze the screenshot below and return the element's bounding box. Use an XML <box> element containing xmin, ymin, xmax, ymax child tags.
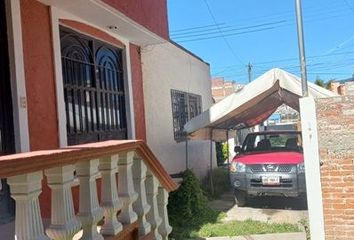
<box><xmin>212</xmin><ymin>77</ymin><xmax>243</xmax><ymax>102</ymax></box>
<box><xmin>328</xmin><ymin>76</ymin><xmax>354</xmax><ymax>95</ymax></box>
<box><xmin>0</xmin><ymin>0</ymin><xmax>211</xmax><ymax>238</ymax></box>
<box><xmin>267</xmin><ymin>104</ymin><xmax>299</xmax><ymax>125</ymax></box>
<box><xmin>142</xmin><ymin>41</ymin><xmax>216</xmax><ymax>179</ymax></box>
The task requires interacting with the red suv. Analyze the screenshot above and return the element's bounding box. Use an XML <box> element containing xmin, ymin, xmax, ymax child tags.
<box><xmin>230</xmin><ymin>131</ymin><xmax>306</xmax><ymax>206</ymax></box>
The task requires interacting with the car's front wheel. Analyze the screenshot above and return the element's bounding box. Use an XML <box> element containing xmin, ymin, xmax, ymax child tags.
<box><xmin>234</xmin><ymin>189</ymin><xmax>248</xmax><ymax>207</ymax></box>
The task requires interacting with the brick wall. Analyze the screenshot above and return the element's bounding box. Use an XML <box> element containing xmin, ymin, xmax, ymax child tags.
<box><xmin>316</xmin><ymin>96</ymin><xmax>354</xmax><ymax>239</ymax></box>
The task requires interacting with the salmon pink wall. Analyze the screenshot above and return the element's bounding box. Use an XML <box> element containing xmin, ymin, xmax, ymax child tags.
<box><xmin>130</xmin><ymin>44</ymin><xmax>147</xmax><ymax>141</ymax></box>
<box><xmin>59</xmin><ymin>19</ymin><xmax>125</xmax><ymax>48</ymax></box>
<box><xmin>21</xmin><ymin>0</ymin><xmax>59</xmax><ymax>218</ymax></box>
<box><xmin>21</xmin><ymin>0</ymin><xmax>59</xmax><ymax>151</ymax></box>
<box><xmin>103</xmin><ymin>0</ymin><xmax>169</xmax><ymax>40</ymax></box>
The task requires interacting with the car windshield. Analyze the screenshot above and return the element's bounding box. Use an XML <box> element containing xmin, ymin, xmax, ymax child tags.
<box><xmin>242</xmin><ymin>132</ymin><xmax>302</xmax><ymax>153</ymax></box>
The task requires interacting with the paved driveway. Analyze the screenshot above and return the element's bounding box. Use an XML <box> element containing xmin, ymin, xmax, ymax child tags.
<box><xmin>209</xmin><ymin>192</ymin><xmax>308</xmax><ymax>224</ymax></box>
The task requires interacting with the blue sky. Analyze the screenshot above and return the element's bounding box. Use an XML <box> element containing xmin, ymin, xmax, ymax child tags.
<box><xmin>167</xmin><ymin>0</ymin><xmax>354</xmax><ymax>84</ymax></box>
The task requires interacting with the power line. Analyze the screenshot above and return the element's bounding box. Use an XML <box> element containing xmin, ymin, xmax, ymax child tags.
<box><xmin>172</xmin><ymin>20</ymin><xmax>286</xmax><ymax>39</ymax></box>
<box><xmin>171</xmin><ymin>3</ymin><xmax>350</xmax><ymax>38</ymax></box>
<box><xmin>170</xmin><ymin>23</ymin><xmax>226</xmax><ymax>33</ymax></box>
<box><xmin>178</xmin><ymin>26</ymin><xmax>277</xmax><ymax>43</ymax></box>
<box><xmin>171</xmin><ymin>5</ymin><xmax>352</xmax><ymax>43</ymax></box>
<box><xmin>202</xmin><ymin>0</ymin><xmax>244</xmax><ymax>65</ymax></box>
<box><xmin>171</xmin><ymin>25</ymin><xmax>234</xmax><ymax>37</ymax></box>
<box><xmin>214</xmin><ymin>50</ymin><xmax>354</xmax><ymax>71</ymax></box>
<box><xmin>171</xmin><ymin>1</ymin><xmax>347</xmax><ymax>35</ymax></box>
<box><xmin>173</xmin><ymin>11</ymin><xmax>351</xmax><ymax>42</ymax></box>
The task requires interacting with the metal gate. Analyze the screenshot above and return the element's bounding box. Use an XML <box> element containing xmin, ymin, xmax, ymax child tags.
<box><xmin>0</xmin><ymin>0</ymin><xmax>15</xmax><ymax>224</ymax></box>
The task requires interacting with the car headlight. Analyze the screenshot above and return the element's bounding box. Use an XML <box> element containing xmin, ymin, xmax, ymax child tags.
<box><xmin>297</xmin><ymin>162</ymin><xmax>305</xmax><ymax>173</ymax></box>
<box><xmin>230</xmin><ymin>162</ymin><xmax>246</xmax><ymax>173</ymax></box>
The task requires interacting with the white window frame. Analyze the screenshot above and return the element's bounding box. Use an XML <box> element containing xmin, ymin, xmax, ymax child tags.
<box><xmin>50</xmin><ymin>7</ymin><xmax>136</xmax><ymax>147</ymax></box>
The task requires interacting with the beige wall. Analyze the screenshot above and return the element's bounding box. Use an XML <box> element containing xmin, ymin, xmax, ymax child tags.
<box><xmin>141</xmin><ymin>42</ymin><xmax>216</xmax><ymax>179</ymax></box>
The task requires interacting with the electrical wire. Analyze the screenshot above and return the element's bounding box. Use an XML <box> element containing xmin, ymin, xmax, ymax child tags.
<box><xmin>172</xmin><ymin>20</ymin><xmax>286</xmax><ymax>38</ymax></box>
<box><xmin>202</xmin><ymin>0</ymin><xmax>245</xmax><ymax>65</ymax></box>
<box><xmin>171</xmin><ymin>3</ymin><xmax>350</xmax><ymax>38</ymax></box>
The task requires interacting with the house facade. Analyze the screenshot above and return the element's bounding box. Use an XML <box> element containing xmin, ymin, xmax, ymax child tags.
<box><xmin>2</xmin><ymin>0</ymin><xmax>170</xmax><ymax>153</ymax></box>
<box><xmin>142</xmin><ymin>41</ymin><xmax>215</xmax><ymax>179</ymax></box>
<box><xmin>0</xmin><ymin>0</ymin><xmax>213</xmax><ymax>238</ymax></box>
<box><xmin>0</xmin><ymin>0</ymin><xmax>214</xmax><ymax>176</ymax></box>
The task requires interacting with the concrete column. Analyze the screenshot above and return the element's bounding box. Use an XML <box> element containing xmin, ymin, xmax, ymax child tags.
<box><xmin>117</xmin><ymin>152</ymin><xmax>138</xmax><ymax>224</ymax></box>
<box><xmin>76</xmin><ymin>160</ymin><xmax>104</xmax><ymax>240</ymax></box>
<box><xmin>8</xmin><ymin>171</ymin><xmax>49</xmax><ymax>240</ymax></box>
<box><xmin>132</xmin><ymin>157</ymin><xmax>151</xmax><ymax>236</ymax></box>
<box><xmin>145</xmin><ymin>173</ymin><xmax>162</xmax><ymax>240</ymax></box>
<box><xmin>45</xmin><ymin>165</ymin><xmax>81</xmax><ymax>239</ymax></box>
<box><xmin>157</xmin><ymin>187</ymin><xmax>172</xmax><ymax>240</ymax></box>
<box><xmin>99</xmin><ymin>155</ymin><xmax>123</xmax><ymax>235</ymax></box>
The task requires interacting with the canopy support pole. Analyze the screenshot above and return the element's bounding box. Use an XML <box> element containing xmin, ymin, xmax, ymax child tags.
<box><xmin>185</xmin><ymin>138</ymin><xmax>189</xmax><ymax>170</ymax></box>
<box><xmin>226</xmin><ymin>129</ymin><xmax>230</xmax><ymax>178</ymax></box>
<box><xmin>209</xmin><ymin>129</ymin><xmax>214</xmax><ymax>196</ymax></box>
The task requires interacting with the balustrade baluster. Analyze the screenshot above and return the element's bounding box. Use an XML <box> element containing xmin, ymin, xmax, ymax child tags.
<box><xmin>44</xmin><ymin>165</ymin><xmax>81</xmax><ymax>240</ymax></box>
<box><xmin>157</xmin><ymin>187</ymin><xmax>172</xmax><ymax>240</ymax></box>
<box><xmin>146</xmin><ymin>173</ymin><xmax>162</xmax><ymax>240</ymax></box>
<box><xmin>8</xmin><ymin>171</ymin><xmax>50</xmax><ymax>240</ymax></box>
<box><xmin>132</xmin><ymin>157</ymin><xmax>151</xmax><ymax>236</ymax></box>
<box><xmin>99</xmin><ymin>154</ymin><xmax>123</xmax><ymax>235</ymax></box>
<box><xmin>117</xmin><ymin>152</ymin><xmax>138</xmax><ymax>224</ymax></box>
<box><xmin>76</xmin><ymin>159</ymin><xmax>104</xmax><ymax>240</ymax></box>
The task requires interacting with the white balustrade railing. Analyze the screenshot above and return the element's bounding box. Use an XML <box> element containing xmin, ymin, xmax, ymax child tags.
<box><xmin>0</xmin><ymin>141</ymin><xmax>177</xmax><ymax>240</ymax></box>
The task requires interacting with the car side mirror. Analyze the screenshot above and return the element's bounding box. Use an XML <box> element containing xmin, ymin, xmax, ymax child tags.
<box><xmin>234</xmin><ymin>146</ymin><xmax>242</xmax><ymax>153</ymax></box>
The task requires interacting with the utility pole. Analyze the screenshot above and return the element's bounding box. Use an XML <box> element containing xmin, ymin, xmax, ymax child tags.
<box><xmin>295</xmin><ymin>0</ymin><xmax>309</xmax><ymax>97</ymax></box>
<box><xmin>247</xmin><ymin>62</ymin><xmax>253</xmax><ymax>83</ymax></box>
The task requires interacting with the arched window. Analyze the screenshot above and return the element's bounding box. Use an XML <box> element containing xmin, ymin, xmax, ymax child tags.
<box><xmin>60</xmin><ymin>27</ymin><xmax>127</xmax><ymax>145</ymax></box>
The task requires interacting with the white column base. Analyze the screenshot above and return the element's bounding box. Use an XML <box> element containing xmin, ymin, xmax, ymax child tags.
<box><xmin>132</xmin><ymin>157</ymin><xmax>151</xmax><ymax>236</ymax></box>
<box><xmin>146</xmin><ymin>174</ymin><xmax>162</xmax><ymax>240</ymax></box>
<box><xmin>45</xmin><ymin>165</ymin><xmax>81</xmax><ymax>240</ymax></box>
<box><xmin>99</xmin><ymin>155</ymin><xmax>123</xmax><ymax>236</ymax></box>
<box><xmin>8</xmin><ymin>171</ymin><xmax>50</xmax><ymax>240</ymax></box>
<box><xmin>157</xmin><ymin>187</ymin><xmax>172</xmax><ymax>240</ymax></box>
<box><xmin>76</xmin><ymin>160</ymin><xmax>104</xmax><ymax>240</ymax></box>
<box><xmin>118</xmin><ymin>152</ymin><xmax>138</xmax><ymax>224</ymax></box>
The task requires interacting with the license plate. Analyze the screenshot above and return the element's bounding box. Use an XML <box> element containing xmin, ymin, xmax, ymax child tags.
<box><xmin>262</xmin><ymin>176</ymin><xmax>280</xmax><ymax>185</ymax></box>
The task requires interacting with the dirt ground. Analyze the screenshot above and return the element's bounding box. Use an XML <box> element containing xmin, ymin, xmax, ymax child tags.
<box><xmin>209</xmin><ymin>191</ymin><xmax>309</xmax><ymax>224</ymax></box>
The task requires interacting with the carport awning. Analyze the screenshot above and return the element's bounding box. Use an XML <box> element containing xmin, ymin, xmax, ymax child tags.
<box><xmin>184</xmin><ymin>68</ymin><xmax>336</xmax><ymax>141</ymax></box>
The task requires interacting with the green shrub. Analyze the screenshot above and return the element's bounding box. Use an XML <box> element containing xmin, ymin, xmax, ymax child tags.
<box><xmin>216</xmin><ymin>142</ymin><xmax>229</xmax><ymax>166</ymax></box>
<box><xmin>167</xmin><ymin>170</ymin><xmax>221</xmax><ymax>239</ymax></box>
<box><xmin>202</xmin><ymin>167</ymin><xmax>231</xmax><ymax>199</ymax></box>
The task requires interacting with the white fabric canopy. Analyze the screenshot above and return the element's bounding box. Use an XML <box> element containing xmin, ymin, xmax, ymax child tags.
<box><xmin>184</xmin><ymin>68</ymin><xmax>336</xmax><ymax>141</ymax></box>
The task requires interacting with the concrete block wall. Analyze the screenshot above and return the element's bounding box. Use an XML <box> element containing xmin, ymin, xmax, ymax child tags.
<box><xmin>316</xmin><ymin>96</ymin><xmax>354</xmax><ymax>239</ymax></box>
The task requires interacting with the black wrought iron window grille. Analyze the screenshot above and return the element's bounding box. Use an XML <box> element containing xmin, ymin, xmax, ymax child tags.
<box><xmin>171</xmin><ymin>89</ymin><xmax>202</xmax><ymax>142</ymax></box>
<box><xmin>60</xmin><ymin>26</ymin><xmax>127</xmax><ymax>145</ymax></box>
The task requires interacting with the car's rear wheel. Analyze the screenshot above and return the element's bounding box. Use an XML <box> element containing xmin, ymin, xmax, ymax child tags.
<box><xmin>234</xmin><ymin>189</ymin><xmax>248</xmax><ymax>207</ymax></box>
